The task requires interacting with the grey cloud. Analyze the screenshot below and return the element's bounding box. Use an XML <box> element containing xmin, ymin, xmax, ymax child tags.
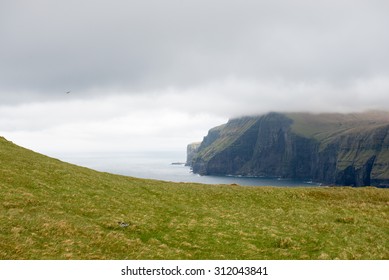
<box><xmin>1</xmin><ymin>0</ymin><xmax>389</xmax><ymax>112</ymax></box>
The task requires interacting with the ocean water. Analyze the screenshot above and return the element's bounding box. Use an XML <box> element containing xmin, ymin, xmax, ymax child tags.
<box><xmin>56</xmin><ymin>151</ymin><xmax>321</xmax><ymax>187</ymax></box>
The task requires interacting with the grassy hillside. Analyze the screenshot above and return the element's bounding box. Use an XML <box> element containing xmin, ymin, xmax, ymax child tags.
<box><xmin>286</xmin><ymin>111</ymin><xmax>389</xmax><ymax>142</ymax></box>
<box><xmin>195</xmin><ymin>117</ymin><xmax>259</xmax><ymax>161</ymax></box>
<box><xmin>0</xmin><ymin>136</ymin><xmax>388</xmax><ymax>259</ymax></box>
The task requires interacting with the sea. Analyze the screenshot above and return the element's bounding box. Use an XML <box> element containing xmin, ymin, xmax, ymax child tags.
<box><xmin>55</xmin><ymin>151</ymin><xmax>321</xmax><ymax>187</ymax></box>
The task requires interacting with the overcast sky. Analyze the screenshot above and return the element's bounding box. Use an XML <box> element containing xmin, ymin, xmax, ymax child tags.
<box><xmin>1</xmin><ymin>0</ymin><xmax>389</xmax><ymax>156</ymax></box>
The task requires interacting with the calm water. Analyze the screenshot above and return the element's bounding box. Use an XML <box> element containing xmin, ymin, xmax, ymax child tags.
<box><xmin>56</xmin><ymin>151</ymin><xmax>321</xmax><ymax>187</ymax></box>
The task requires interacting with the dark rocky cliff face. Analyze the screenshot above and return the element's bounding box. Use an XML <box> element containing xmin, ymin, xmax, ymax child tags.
<box><xmin>189</xmin><ymin>112</ymin><xmax>389</xmax><ymax>187</ymax></box>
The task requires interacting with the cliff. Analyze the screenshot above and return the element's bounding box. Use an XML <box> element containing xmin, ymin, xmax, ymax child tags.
<box><xmin>186</xmin><ymin>142</ymin><xmax>201</xmax><ymax>166</ymax></box>
<box><xmin>189</xmin><ymin>111</ymin><xmax>389</xmax><ymax>187</ymax></box>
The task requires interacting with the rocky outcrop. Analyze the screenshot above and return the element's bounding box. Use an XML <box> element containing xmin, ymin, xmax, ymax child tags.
<box><xmin>186</xmin><ymin>142</ymin><xmax>201</xmax><ymax>166</ymax></box>
<box><xmin>188</xmin><ymin>112</ymin><xmax>389</xmax><ymax>187</ymax></box>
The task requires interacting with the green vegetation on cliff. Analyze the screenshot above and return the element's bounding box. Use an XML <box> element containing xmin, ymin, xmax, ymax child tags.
<box><xmin>195</xmin><ymin>117</ymin><xmax>259</xmax><ymax>161</ymax></box>
<box><xmin>190</xmin><ymin>111</ymin><xmax>389</xmax><ymax>187</ymax></box>
<box><xmin>0</xmin><ymin>136</ymin><xmax>388</xmax><ymax>259</ymax></box>
<box><xmin>286</xmin><ymin>111</ymin><xmax>389</xmax><ymax>142</ymax></box>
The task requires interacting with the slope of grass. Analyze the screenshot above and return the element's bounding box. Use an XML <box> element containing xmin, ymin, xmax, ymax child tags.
<box><xmin>0</xmin><ymin>137</ymin><xmax>388</xmax><ymax>259</ymax></box>
<box><xmin>195</xmin><ymin>117</ymin><xmax>259</xmax><ymax>161</ymax></box>
<box><xmin>286</xmin><ymin>111</ymin><xmax>389</xmax><ymax>141</ymax></box>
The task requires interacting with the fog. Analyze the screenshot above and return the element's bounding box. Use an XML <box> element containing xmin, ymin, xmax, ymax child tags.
<box><xmin>1</xmin><ymin>0</ymin><xmax>388</xmax><ymax>154</ymax></box>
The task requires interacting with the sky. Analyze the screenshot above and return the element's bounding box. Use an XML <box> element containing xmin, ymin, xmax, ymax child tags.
<box><xmin>1</xmin><ymin>0</ymin><xmax>389</xmax><ymax>157</ymax></box>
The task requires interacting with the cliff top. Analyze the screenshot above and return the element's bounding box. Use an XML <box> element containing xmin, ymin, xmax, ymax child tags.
<box><xmin>285</xmin><ymin>111</ymin><xmax>389</xmax><ymax>141</ymax></box>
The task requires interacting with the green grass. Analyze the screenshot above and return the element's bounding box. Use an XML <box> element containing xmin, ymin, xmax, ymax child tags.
<box><xmin>0</xmin><ymin>137</ymin><xmax>388</xmax><ymax>259</ymax></box>
<box><xmin>286</xmin><ymin>111</ymin><xmax>389</xmax><ymax>142</ymax></box>
<box><xmin>195</xmin><ymin>117</ymin><xmax>258</xmax><ymax>161</ymax></box>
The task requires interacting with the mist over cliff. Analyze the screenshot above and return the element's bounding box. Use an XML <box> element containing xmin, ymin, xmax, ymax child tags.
<box><xmin>188</xmin><ymin>111</ymin><xmax>389</xmax><ymax>187</ymax></box>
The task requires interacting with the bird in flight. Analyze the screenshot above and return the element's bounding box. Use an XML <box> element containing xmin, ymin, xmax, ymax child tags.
<box><xmin>66</xmin><ymin>91</ymin><xmax>70</xmax><ymax>94</ymax></box>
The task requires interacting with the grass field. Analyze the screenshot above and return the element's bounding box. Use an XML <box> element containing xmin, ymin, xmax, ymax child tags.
<box><xmin>0</xmin><ymin>137</ymin><xmax>388</xmax><ymax>259</ymax></box>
